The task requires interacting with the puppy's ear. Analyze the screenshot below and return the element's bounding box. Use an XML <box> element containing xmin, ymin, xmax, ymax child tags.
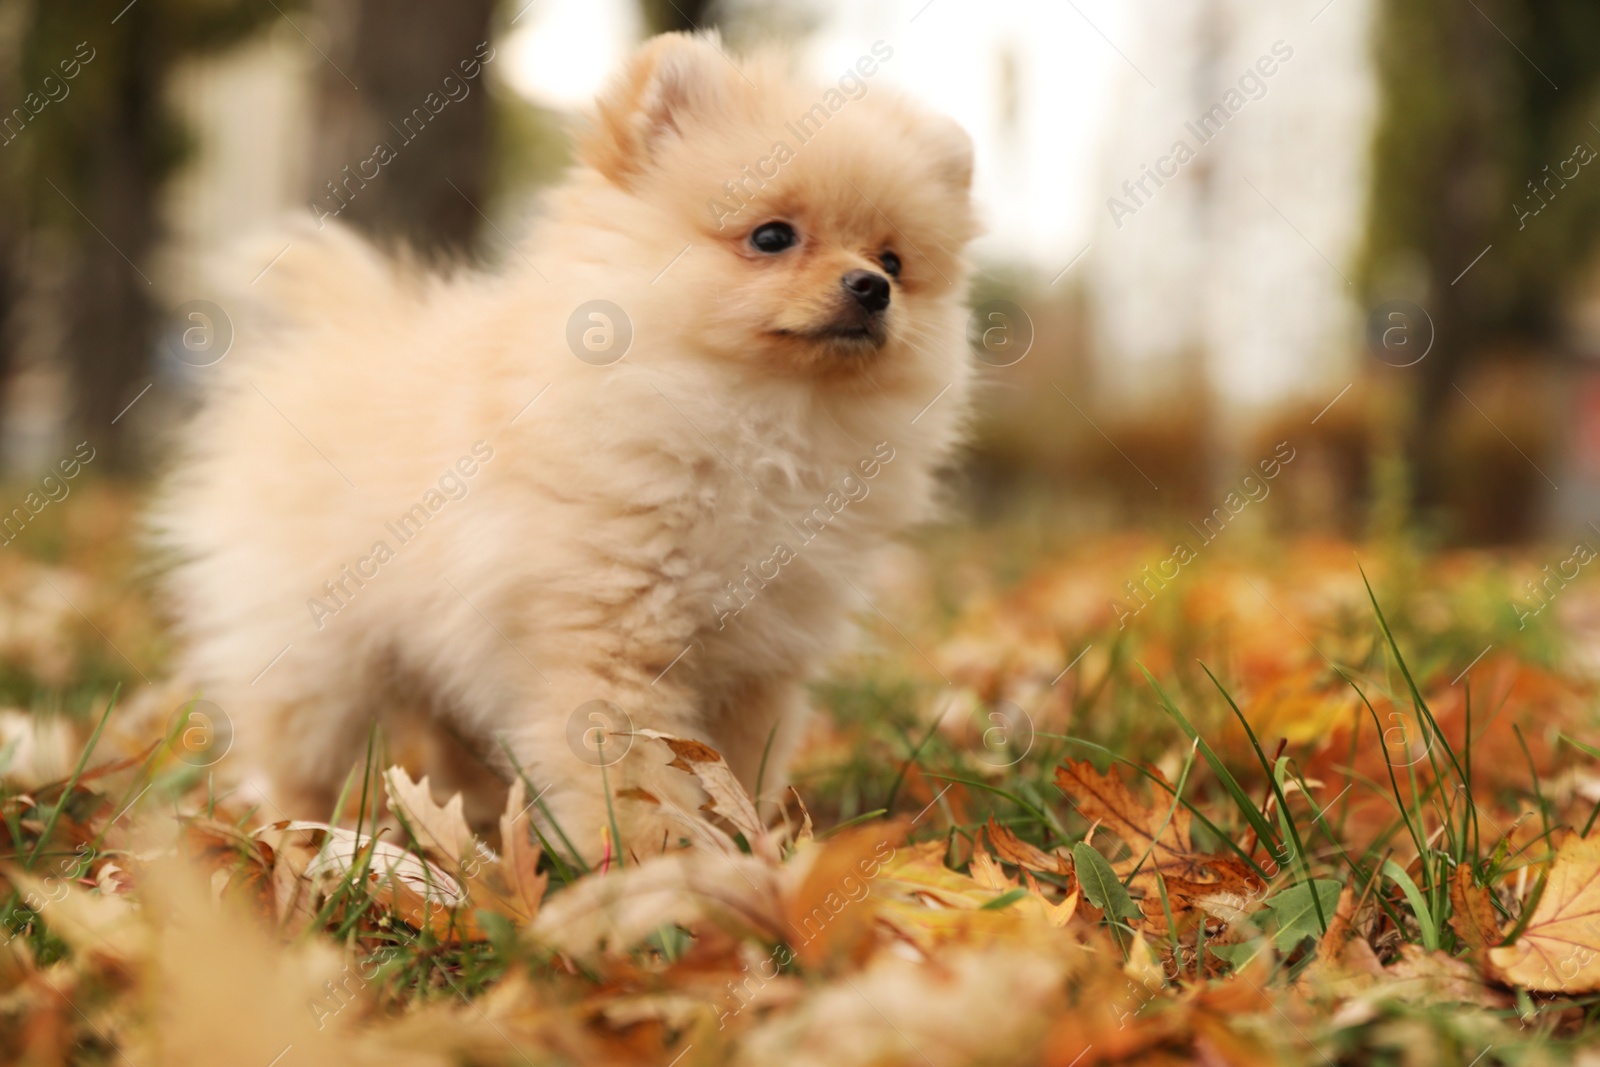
<box><xmin>581</xmin><ymin>32</ymin><xmax>731</xmax><ymax>188</ymax></box>
<box><xmin>920</xmin><ymin>114</ymin><xmax>975</xmax><ymax>192</ymax></box>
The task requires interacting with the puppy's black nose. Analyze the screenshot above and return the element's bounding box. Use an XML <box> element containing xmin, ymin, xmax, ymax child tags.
<box><xmin>841</xmin><ymin>270</ymin><xmax>891</xmax><ymax>314</ymax></box>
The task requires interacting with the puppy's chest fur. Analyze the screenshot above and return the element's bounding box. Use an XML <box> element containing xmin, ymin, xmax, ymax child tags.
<box><xmin>535</xmin><ymin>393</ymin><xmax>907</xmax><ymax>678</ymax></box>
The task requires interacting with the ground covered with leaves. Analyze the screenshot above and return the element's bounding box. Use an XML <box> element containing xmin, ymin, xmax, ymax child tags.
<box><xmin>3</xmin><ymin>489</ymin><xmax>1600</xmax><ymax>1065</ymax></box>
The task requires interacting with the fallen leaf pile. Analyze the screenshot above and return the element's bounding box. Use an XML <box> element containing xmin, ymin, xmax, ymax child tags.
<box><xmin>1</xmin><ymin>503</ymin><xmax>1600</xmax><ymax>1064</ymax></box>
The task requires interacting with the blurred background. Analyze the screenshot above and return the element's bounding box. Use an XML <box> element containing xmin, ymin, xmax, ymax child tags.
<box><xmin>1</xmin><ymin>0</ymin><xmax>1599</xmax><ymax>548</ymax></box>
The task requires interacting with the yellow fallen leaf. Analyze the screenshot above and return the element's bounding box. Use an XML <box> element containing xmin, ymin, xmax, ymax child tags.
<box><xmin>1490</xmin><ymin>834</ymin><xmax>1600</xmax><ymax>992</ymax></box>
<box><xmin>970</xmin><ymin>846</ymin><xmax>1078</xmax><ymax>928</ymax></box>
<box><xmin>969</xmin><ymin>847</ymin><xmax>1016</xmax><ymax>891</ymax></box>
<box><xmin>1123</xmin><ymin>931</ymin><xmax>1165</xmax><ymax>991</ymax></box>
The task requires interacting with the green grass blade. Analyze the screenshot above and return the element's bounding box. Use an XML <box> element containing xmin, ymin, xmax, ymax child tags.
<box><xmin>28</xmin><ymin>687</ymin><xmax>120</xmax><ymax>867</ymax></box>
<box><xmin>1356</xmin><ymin>562</ymin><xmax>1468</xmax><ymax>788</ymax></box>
<box><xmin>1381</xmin><ymin>859</ymin><xmax>1439</xmax><ymax>951</ymax></box>
<box><xmin>885</xmin><ymin>714</ymin><xmax>943</xmax><ymax>817</ymax></box>
<box><xmin>1200</xmin><ymin>662</ymin><xmax>1324</xmax><ymax>931</ymax></box>
<box><xmin>980</xmin><ymin>887</ymin><xmax>1029</xmax><ymax>911</ymax></box>
<box><xmin>1141</xmin><ymin>665</ymin><xmax>1284</xmax><ymax>867</ymax></box>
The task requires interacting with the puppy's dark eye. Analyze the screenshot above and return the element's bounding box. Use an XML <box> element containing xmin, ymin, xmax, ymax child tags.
<box><xmin>880</xmin><ymin>250</ymin><xmax>902</xmax><ymax>278</ymax></box>
<box><xmin>750</xmin><ymin>222</ymin><xmax>797</xmax><ymax>254</ymax></box>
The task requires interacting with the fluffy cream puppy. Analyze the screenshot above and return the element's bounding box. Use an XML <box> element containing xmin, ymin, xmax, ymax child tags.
<box><xmin>152</xmin><ymin>32</ymin><xmax>977</xmax><ymax>857</ymax></box>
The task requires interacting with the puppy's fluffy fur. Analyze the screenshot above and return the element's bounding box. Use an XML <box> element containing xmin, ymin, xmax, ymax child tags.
<box><xmin>152</xmin><ymin>33</ymin><xmax>978</xmax><ymax>854</ymax></box>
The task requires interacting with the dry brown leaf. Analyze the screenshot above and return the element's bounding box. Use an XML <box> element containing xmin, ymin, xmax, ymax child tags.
<box><xmin>264</xmin><ymin>825</ymin><xmax>322</xmax><ymax>938</ymax></box>
<box><xmin>135</xmin><ymin>859</ymin><xmax>453</xmax><ymax>1066</ymax></box>
<box><xmin>791</xmin><ymin>787</ymin><xmax>815</xmax><ymax>847</ymax></box>
<box><xmin>1490</xmin><ymin>834</ymin><xmax>1600</xmax><ymax>992</ymax></box>
<box><xmin>984</xmin><ymin>817</ymin><xmax>1071</xmax><ymax>877</ymax></box>
<box><xmin>635</xmin><ymin>729</ymin><xmax>777</xmax><ymax>861</ymax></box>
<box><xmin>736</xmin><ymin>939</ymin><xmax>1072</xmax><ymax>1067</ymax></box>
<box><xmin>1383</xmin><ymin>944</ymin><xmax>1509</xmax><ymax>1008</ymax></box>
<box><xmin>1297</xmin><ymin>889</ymin><xmax>1391</xmax><ymax>1001</ymax></box>
<box><xmin>969</xmin><ymin>847</ymin><xmax>1015</xmax><ymax>890</ymax></box>
<box><xmin>466</xmin><ymin>776</ymin><xmax>549</xmax><ymax>925</ymax></box>
<box><xmin>532</xmin><ymin>850</ymin><xmax>783</xmax><ymax>961</ymax></box>
<box><xmin>4</xmin><ymin>866</ymin><xmax>141</xmax><ymax>966</ymax></box>
<box><xmin>253</xmin><ymin>821</ymin><xmax>471</xmax><ymax>939</ymax></box>
<box><xmin>95</xmin><ymin>862</ymin><xmax>133</xmax><ymax>896</ymax></box>
<box><xmin>181</xmin><ymin>818</ymin><xmax>275</xmax><ymax>919</ymax></box>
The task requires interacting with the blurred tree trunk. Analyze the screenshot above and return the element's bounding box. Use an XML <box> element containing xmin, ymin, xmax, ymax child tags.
<box><xmin>1362</xmin><ymin>0</ymin><xmax>1600</xmax><ymax>534</ymax></box>
<box><xmin>639</xmin><ymin>0</ymin><xmax>717</xmax><ymax>35</ymax></box>
<box><xmin>9</xmin><ymin>0</ymin><xmax>287</xmax><ymax>472</ymax></box>
<box><xmin>0</xmin><ymin>2</ymin><xmax>27</xmax><ymax>440</ymax></box>
<box><xmin>308</xmin><ymin>0</ymin><xmax>497</xmax><ymax>261</ymax></box>
<box><xmin>62</xmin><ymin>17</ymin><xmax>162</xmax><ymax>449</ymax></box>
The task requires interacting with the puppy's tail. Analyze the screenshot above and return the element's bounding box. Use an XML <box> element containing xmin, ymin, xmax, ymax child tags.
<box><xmin>221</xmin><ymin>219</ymin><xmax>421</xmax><ymax>335</ymax></box>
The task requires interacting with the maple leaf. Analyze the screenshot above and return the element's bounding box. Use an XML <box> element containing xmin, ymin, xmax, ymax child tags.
<box><xmin>1490</xmin><ymin>834</ymin><xmax>1600</xmax><ymax>992</ymax></box>
<box><xmin>1299</xmin><ymin>887</ymin><xmax>1509</xmax><ymax>1010</ymax></box>
<box><xmin>1383</xmin><ymin>945</ymin><xmax>1508</xmax><ymax>1008</ymax></box>
<box><xmin>970</xmin><ymin>845</ymin><xmax>1079</xmax><ymax>927</ymax></box>
<box><xmin>1054</xmin><ymin>759</ymin><xmax>1262</xmax><ymax>896</ymax></box>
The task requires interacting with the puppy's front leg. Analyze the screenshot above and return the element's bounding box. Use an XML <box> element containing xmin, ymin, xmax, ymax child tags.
<box><xmin>484</xmin><ymin>663</ymin><xmax>712</xmax><ymax>864</ymax></box>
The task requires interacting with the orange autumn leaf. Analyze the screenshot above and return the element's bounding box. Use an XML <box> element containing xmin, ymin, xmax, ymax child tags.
<box><xmin>1449</xmin><ymin>864</ymin><xmax>1504</xmax><ymax>972</ymax></box>
<box><xmin>1054</xmin><ymin>759</ymin><xmax>1262</xmax><ymax>893</ymax></box>
<box><xmin>783</xmin><ymin>819</ymin><xmax>903</xmax><ymax>969</ymax></box>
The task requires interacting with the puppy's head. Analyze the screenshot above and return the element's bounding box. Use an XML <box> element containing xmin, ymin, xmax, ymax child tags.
<box><xmin>577</xmin><ymin>33</ymin><xmax>978</xmax><ymax>379</ymax></box>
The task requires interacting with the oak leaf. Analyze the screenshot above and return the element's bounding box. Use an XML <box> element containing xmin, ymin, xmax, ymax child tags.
<box><xmin>635</xmin><ymin>729</ymin><xmax>777</xmax><ymax>861</ymax></box>
<box><xmin>464</xmin><ymin>776</ymin><xmax>548</xmax><ymax>925</ymax></box>
<box><xmin>384</xmin><ymin>767</ymin><xmax>476</xmax><ymax>869</ymax></box>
